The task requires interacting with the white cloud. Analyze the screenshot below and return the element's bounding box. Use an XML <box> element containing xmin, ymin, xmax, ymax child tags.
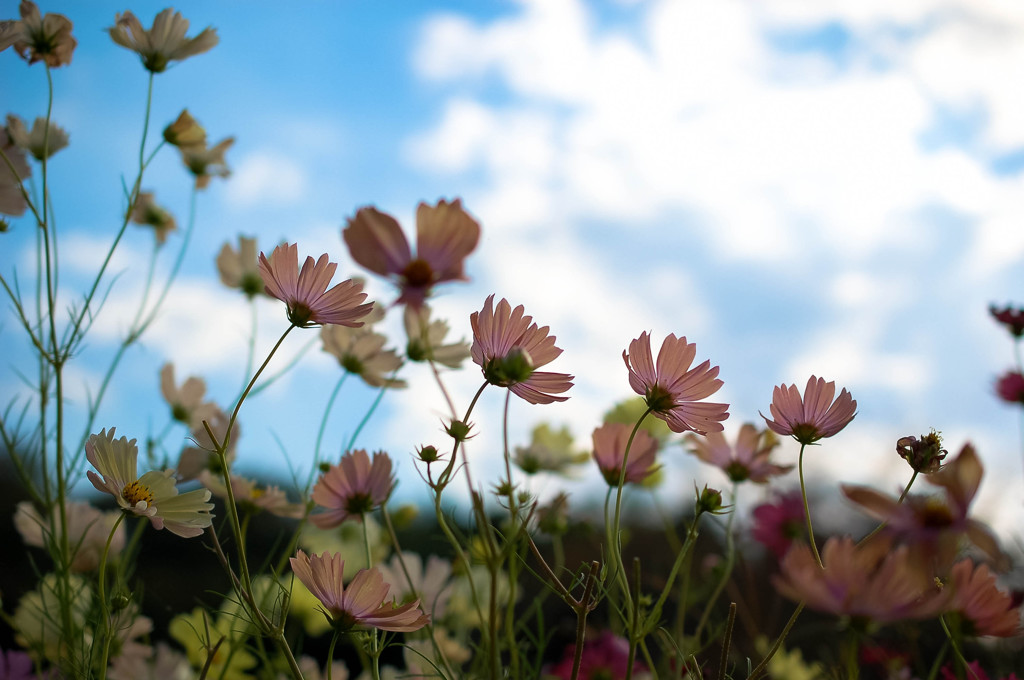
<box><xmin>225</xmin><ymin>151</ymin><xmax>308</xmax><ymax>207</ymax></box>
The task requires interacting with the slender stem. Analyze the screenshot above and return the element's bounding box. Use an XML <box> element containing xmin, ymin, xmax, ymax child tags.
<box><xmin>97</xmin><ymin>513</ymin><xmax>126</xmax><ymax>680</ymax></box>
<box><xmin>859</xmin><ymin>470</ymin><xmax>919</xmax><ymax>546</ymax></box>
<box><xmin>939</xmin><ymin>615</ymin><xmax>980</xmax><ymax>680</ymax></box>
<box><xmin>569</xmin><ymin>561</ymin><xmax>600</xmax><ymax>680</ymax></box>
<box><xmin>624</xmin><ymin>559</ymin><xmax>642</xmax><ymax>680</ymax></box>
<box><xmin>717</xmin><ymin>603</ymin><xmax>737</xmax><ymax>680</ymax></box>
<box><xmin>346</xmin><ymin>377</ymin><xmax>391</xmax><ymax>452</ymax></box>
<box><xmin>326</xmin><ymin>632</ymin><xmax>340</xmax><ymax>680</ymax></box>
<box><xmin>315</xmin><ymin>373</ymin><xmax>348</xmax><ymax>462</ymax></box>
<box><xmin>747</xmin><ymin>602</ymin><xmax>804</xmax><ymax>680</ymax></box>
<box><xmin>797</xmin><ymin>444</ymin><xmax>823</xmax><ymax>569</ymax></box>
<box><xmin>694</xmin><ymin>484</ymin><xmax>738</xmax><ymax>642</ymax></box>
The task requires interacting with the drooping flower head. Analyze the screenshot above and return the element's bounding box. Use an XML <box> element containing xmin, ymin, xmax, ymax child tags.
<box><xmin>842</xmin><ymin>444</ymin><xmax>1004</xmax><ymax>569</ymax></box>
<box><xmin>995</xmin><ymin>370</ymin><xmax>1024</xmax><ymax>405</ymax></box>
<box><xmin>622</xmin><ymin>331</ymin><xmax>729</xmax><ymax>435</ymax></box>
<box><xmin>131</xmin><ymin>192</ymin><xmax>177</xmax><ymax>245</ymax></box>
<box><xmin>686</xmin><ymin>423</ymin><xmax>791</xmax><ymax>483</ymax></box>
<box><xmin>773</xmin><ymin>535</ymin><xmax>949</xmax><ymax>624</ymax></box>
<box><xmin>86</xmin><ymin>428</ymin><xmax>214</xmax><ymax>538</ymax></box>
<box><xmin>343</xmin><ymin>198</ymin><xmax>481</xmax><ymax>307</ymax></box>
<box><xmin>290</xmin><ymin>550</ymin><xmax>429</xmax><ymax>632</ymax></box>
<box><xmin>989</xmin><ymin>304</ymin><xmax>1024</xmax><ymax>338</ymax></box>
<box><xmin>310</xmin><ymin>450</ymin><xmax>394</xmax><ymax>528</ymax></box>
<box><xmin>761</xmin><ymin>375</ymin><xmax>856</xmax><ymax>445</ymax></box>
<box><xmin>751</xmin><ymin>492</ymin><xmax>806</xmax><ymax>558</ymax></box>
<box><xmin>216</xmin><ymin>235</ymin><xmax>266</xmax><ymax>298</ymax></box>
<box><xmin>896</xmin><ymin>430</ymin><xmax>947</xmax><ymax>474</ymax></box>
<box><xmin>259</xmin><ymin>243</ymin><xmax>374</xmax><ymax>328</ymax></box>
<box><xmin>107</xmin><ymin>8</ymin><xmax>217</xmax><ymax>73</ymax></box>
<box><xmin>591</xmin><ymin>421</ymin><xmax>660</xmax><ymax>487</ymax></box>
<box><xmin>470</xmin><ymin>294</ymin><xmax>573</xmax><ymax>404</ymax></box>
<box><xmin>0</xmin><ymin>1</ymin><xmax>76</xmax><ymax>67</ymax></box>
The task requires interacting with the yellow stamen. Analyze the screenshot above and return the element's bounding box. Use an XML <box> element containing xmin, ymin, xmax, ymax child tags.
<box><xmin>122</xmin><ymin>480</ymin><xmax>154</xmax><ymax>507</ymax></box>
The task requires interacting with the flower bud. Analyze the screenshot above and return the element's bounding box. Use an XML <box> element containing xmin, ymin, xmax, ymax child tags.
<box><xmin>163</xmin><ymin>109</ymin><xmax>206</xmax><ymax>148</ymax></box>
<box><xmin>446</xmin><ymin>420</ymin><xmax>473</xmax><ymax>443</ymax></box>
<box><xmin>417</xmin><ymin>445</ymin><xmax>440</xmax><ymax>463</ymax></box>
<box><xmin>896</xmin><ymin>430</ymin><xmax>947</xmax><ymax>474</ymax></box>
<box><xmin>696</xmin><ymin>485</ymin><xmax>723</xmax><ymax>515</ymax></box>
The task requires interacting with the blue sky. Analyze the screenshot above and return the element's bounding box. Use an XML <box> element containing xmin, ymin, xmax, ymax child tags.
<box><xmin>3</xmin><ymin>0</ymin><xmax>1023</xmax><ymax>535</ymax></box>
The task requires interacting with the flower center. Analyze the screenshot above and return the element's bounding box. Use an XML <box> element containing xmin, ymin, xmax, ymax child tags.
<box><xmin>789</xmin><ymin>423</ymin><xmax>821</xmax><ymax>445</ymax></box>
<box><xmin>919</xmin><ymin>498</ymin><xmax>954</xmax><ymax>528</ymax></box>
<box><xmin>344</xmin><ymin>493</ymin><xmax>375</xmax><ymax>516</ymax></box>
<box><xmin>240</xmin><ymin>272</ymin><xmax>264</xmax><ymax>298</ymax></box>
<box><xmin>122</xmin><ymin>480</ymin><xmax>154</xmax><ymax>508</ymax></box>
<box><xmin>725</xmin><ymin>461</ymin><xmax>750</xmax><ymax>482</ymax></box>
<box><xmin>341</xmin><ymin>354</ymin><xmax>364</xmax><ymax>375</ymax></box>
<box><xmin>644</xmin><ymin>385</ymin><xmax>674</xmax><ymax>412</ymax></box>
<box><xmin>483</xmin><ymin>347</ymin><xmax>534</xmax><ymax>387</ymax></box>
<box><xmin>288</xmin><ymin>302</ymin><xmax>314</xmax><ymax>327</ymax></box>
<box><xmin>401</xmin><ymin>258</ymin><xmax>434</xmax><ymax>288</ymax></box>
<box><xmin>171</xmin><ymin>403</ymin><xmax>190</xmax><ymax>423</ymax></box>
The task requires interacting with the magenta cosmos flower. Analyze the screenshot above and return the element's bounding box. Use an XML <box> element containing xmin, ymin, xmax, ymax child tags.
<box><xmin>622</xmin><ymin>332</ymin><xmax>728</xmax><ymax>435</ymax></box>
<box><xmin>546</xmin><ymin>631</ymin><xmax>648</xmax><ymax>680</ymax></box>
<box><xmin>591</xmin><ymin>422</ymin><xmax>659</xmax><ymax>487</ymax></box>
<box><xmin>989</xmin><ymin>304</ymin><xmax>1024</xmax><ymax>338</ymax></box>
<box><xmin>995</xmin><ymin>370</ymin><xmax>1024</xmax><ymax>405</ymax></box>
<box><xmin>686</xmin><ymin>423</ymin><xmax>792</xmax><ymax>483</ymax></box>
<box><xmin>310</xmin><ymin>450</ymin><xmax>394</xmax><ymax>529</ymax></box>
<box><xmin>470</xmin><ymin>295</ymin><xmax>573</xmax><ymax>404</ymax></box>
<box><xmin>290</xmin><ymin>550</ymin><xmax>429</xmax><ymax>632</ymax></box>
<box><xmin>761</xmin><ymin>375</ymin><xmax>856</xmax><ymax>445</ymax></box>
<box><xmin>751</xmin><ymin>492</ymin><xmax>806</xmax><ymax>558</ymax></box>
<box><xmin>343</xmin><ymin>198</ymin><xmax>480</xmax><ymax>307</ymax></box>
<box><xmin>258</xmin><ymin>243</ymin><xmax>373</xmax><ymax>328</ymax></box>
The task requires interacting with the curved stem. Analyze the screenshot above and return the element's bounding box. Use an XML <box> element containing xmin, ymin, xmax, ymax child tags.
<box><xmin>694</xmin><ymin>483</ymin><xmax>738</xmax><ymax>643</ymax></box>
<box><xmin>797</xmin><ymin>444</ymin><xmax>823</xmax><ymax>569</ymax></box>
<box><xmin>97</xmin><ymin>512</ymin><xmax>126</xmax><ymax>680</ymax></box>
<box><xmin>346</xmin><ymin>375</ymin><xmax>392</xmax><ymax>452</ymax></box>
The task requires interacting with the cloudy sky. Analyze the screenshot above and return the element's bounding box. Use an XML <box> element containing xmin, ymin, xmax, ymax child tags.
<box><xmin>3</xmin><ymin>0</ymin><xmax>1023</xmax><ymax>535</ymax></box>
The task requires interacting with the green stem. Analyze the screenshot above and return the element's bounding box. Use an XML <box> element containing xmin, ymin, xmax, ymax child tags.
<box><xmin>316</xmin><ymin>373</ymin><xmax>349</xmax><ymax>462</ymax></box>
<box><xmin>797</xmin><ymin>443</ymin><xmax>823</xmax><ymax>569</ymax></box>
<box><xmin>326</xmin><ymin>632</ymin><xmax>340</xmax><ymax>680</ymax></box>
<box><xmin>694</xmin><ymin>484</ymin><xmax>738</xmax><ymax>643</ymax></box>
<box><xmin>97</xmin><ymin>512</ymin><xmax>126</xmax><ymax>680</ymax></box>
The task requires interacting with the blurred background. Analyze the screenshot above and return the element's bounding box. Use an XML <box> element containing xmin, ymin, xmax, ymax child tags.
<box><xmin>2</xmin><ymin>0</ymin><xmax>1023</xmax><ymax>539</ymax></box>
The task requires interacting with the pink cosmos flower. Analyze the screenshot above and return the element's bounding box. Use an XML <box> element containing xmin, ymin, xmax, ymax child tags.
<box><xmin>258</xmin><ymin>243</ymin><xmax>373</xmax><ymax>328</ymax></box>
<box><xmin>751</xmin><ymin>492</ymin><xmax>806</xmax><ymax>558</ymax></box>
<box><xmin>761</xmin><ymin>376</ymin><xmax>856</xmax><ymax>445</ymax></box>
<box><xmin>343</xmin><ymin>198</ymin><xmax>480</xmax><ymax>307</ymax></box>
<box><xmin>310</xmin><ymin>450</ymin><xmax>394</xmax><ymax>528</ymax></box>
<box><xmin>686</xmin><ymin>423</ymin><xmax>791</xmax><ymax>483</ymax></box>
<box><xmin>591</xmin><ymin>422</ymin><xmax>659</xmax><ymax>487</ymax></box>
<box><xmin>773</xmin><ymin>535</ymin><xmax>949</xmax><ymax>624</ymax></box>
<box><xmin>470</xmin><ymin>295</ymin><xmax>573</xmax><ymax>404</ymax></box>
<box><xmin>842</xmin><ymin>444</ymin><xmax>1003</xmax><ymax>568</ymax></box>
<box><xmin>989</xmin><ymin>304</ymin><xmax>1024</xmax><ymax>338</ymax></box>
<box><xmin>947</xmin><ymin>559</ymin><xmax>1022</xmax><ymax>637</ymax></box>
<box><xmin>546</xmin><ymin>631</ymin><xmax>649</xmax><ymax>680</ymax></box>
<box><xmin>290</xmin><ymin>550</ymin><xmax>429</xmax><ymax>632</ymax></box>
<box><xmin>622</xmin><ymin>332</ymin><xmax>728</xmax><ymax>435</ymax></box>
<box><xmin>995</xmin><ymin>370</ymin><xmax>1024</xmax><ymax>405</ymax></box>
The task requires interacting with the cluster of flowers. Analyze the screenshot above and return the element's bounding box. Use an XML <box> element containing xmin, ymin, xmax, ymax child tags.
<box><xmin>2</xmin><ymin>4</ymin><xmax>1022</xmax><ymax>680</ymax></box>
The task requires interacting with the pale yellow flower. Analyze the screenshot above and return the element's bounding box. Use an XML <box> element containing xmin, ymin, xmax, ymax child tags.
<box><xmin>86</xmin><ymin>428</ymin><xmax>215</xmax><ymax>538</ymax></box>
<box><xmin>169</xmin><ymin>607</ymin><xmax>257</xmax><ymax>680</ymax></box>
<box><xmin>163</xmin><ymin>108</ymin><xmax>206</xmax><ymax>148</ymax></box>
<box><xmin>6</xmin><ymin>114</ymin><xmax>68</xmax><ymax>160</ymax></box>
<box><xmin>108</xmin><ymin>8</ymin><xmax>217</xmax><ymax>73</ymax></box>
<box><xmin>130</xmin><ymin>191</ymin><xmax>177</xmax><ymax>245</ymax></box>
<box><xmin>513</xmin><ymin>423</ymin><xmax>588</xmax><ymax>476</ymax></box>
<box><xmin>13</xmin><ymin>573</ymin><xmax>91</xmax><ymax>662</ymax></box>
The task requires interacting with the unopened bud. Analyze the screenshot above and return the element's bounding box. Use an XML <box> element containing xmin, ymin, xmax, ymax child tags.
<box><xmin>896</xmin><ymin>430</ymin><xmax>947</xmax><ymax>474</ymax></box>
<box><xmin>446</xmin><ymin>420</ymin><xmax>472</xmax><ymax>443</ymax></box>
<box><xmin>696</xmin><ymin>485</ymin><xmax>723</xmax><ymax>515</ymax></box>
